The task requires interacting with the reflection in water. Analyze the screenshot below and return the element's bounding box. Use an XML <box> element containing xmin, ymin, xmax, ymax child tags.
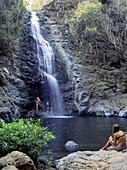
<box><xmin>43</xmin><ymin>117</ymin><xmax>127</xmax><ymax>160</ymax></box>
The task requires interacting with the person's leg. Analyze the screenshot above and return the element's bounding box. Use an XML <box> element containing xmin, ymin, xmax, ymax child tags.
<box><xmin>101</xmin><ymin>140</ymin><xmax>121</xmax><ymax>151</ymax></box>
<box><xmin>36</xmin><ymin>103</ymin><xmax>38</xmax><ymax>110</ymax></box>
<box><xmin>101</xmin><ymin>140</ymin><xmax>111</xmax><ymax>150</ymax></box>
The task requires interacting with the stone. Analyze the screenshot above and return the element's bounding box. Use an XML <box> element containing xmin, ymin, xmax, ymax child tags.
<box><xmin>119</xmin><ymin>107</ymin><xmax>127</xmax><ymax>117</ymax></box>
<box><xmin>0</xmin><ymin>108</ymin><xmax>12</xmax><ymax>122</ymax></box>
<box><xmin>1</xmin><ymin>166</ymin><xmax>18</xmax><ymax>170</ymax></box>
<box><xmin>56</xmin><ymin>150</ymin><xmax>127</xmax><ymax>170</ymax></box>
<box><xmin>65</xmin><ymin>141</ymin><xmax>79</xmax><ymax>151</ymax></box>
<box><xmin>0</xmin><ymin>151</ymin><xmax>36</xmax><ymax>170</ymax></box>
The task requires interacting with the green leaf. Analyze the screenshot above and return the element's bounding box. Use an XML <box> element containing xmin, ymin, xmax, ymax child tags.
<box><xmin>0</xmin><ymin>118</ymin><xmax>55</xmax><ymax>157</ymax></box>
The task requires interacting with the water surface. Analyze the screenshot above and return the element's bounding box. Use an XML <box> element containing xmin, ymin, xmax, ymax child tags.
<box><xmin>43</xmin><ymin>117</ymin><xmax>127</xmax><ymax>160</ymax></box>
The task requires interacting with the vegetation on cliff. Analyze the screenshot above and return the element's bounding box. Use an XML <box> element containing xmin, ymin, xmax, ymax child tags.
<box><xmin>65</xmin><ymin>0</ymin><xmax>127</xmax><ymax>68</ymax></box>
<box><xmin>69</xmin><ymin>0</ymin><xmax>103</xmax><ymax>37</ymax></box>
<box><xmin>0</xmin><ymin>0</ymin><xmax>53</xmax><ymax>54</ymax></box>
<box><xmin>24</xmin><ymin>0</ymin><xmax>53</xmax><ymax>11</ymax></box>
<box><xmin>0</xmin><ymin>0</ymin><xmax>24</xmax><ymax>48</ymax></box>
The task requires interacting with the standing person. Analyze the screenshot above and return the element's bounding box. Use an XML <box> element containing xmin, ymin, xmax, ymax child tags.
<box><xmin>35</xmin><ymin>97</ymin><xmax>41</xmax><ymax>110</ymax></box>
<box><xmin>46</xmin><ymin>101</ymin><xmax>50</xmax><ymax>112</ymax></box>
<box><xmin>100</xmin><ymin>124</ymin><xmax>126</xmax><ymax>151</ymax></box>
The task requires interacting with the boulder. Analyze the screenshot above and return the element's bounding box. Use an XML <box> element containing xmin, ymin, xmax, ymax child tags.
<box><xmin>64</xmin><ymin>141</ymin><xmax>79</xmax><ymax>152</ymax></box>
<box><xmin>119</xmin><ymin>107</ymin><xmax>127</xmax><ymax>117</ymax></box>
<box><xmin>0</xmin><ymin>151</ymin><xmax>36</xmax><ymax>170</ymax></box>
<box><xmin>56</xmin><ymin>150</ymin><xmax>127</xmax><ymax>170</ymax></box>
<box><xmin>1</xmin><ymin>166</ymin><xmax>18</xmax><ymax>170</ymax></box>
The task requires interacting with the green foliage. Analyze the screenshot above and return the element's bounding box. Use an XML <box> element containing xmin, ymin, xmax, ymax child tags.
<box><xmin>0</xmin><ymin>0</ymin><xmax>24</xmax><ymax>44</ymax></box>
<box><xmin>72</xmin><ymin>0</ymin><xmax>102</xmax><ymax>21</ymax></box>
<box><xmin>84</xmin><ymin>26</ymin><xmax>98</xmax><ymax>34</ymax></box>
<box><xmin>69</xmin><ymin>0</ymin><xmax>103</xmax><ymax>36</ymax></box>
<box><xmin>0</xmin><ymin>118</ymin><xmax>55</xmax><ymax>157</ymax></box>
<box><xmin>23</xmin><ymin>0</ymin><xmax>53</xmax><ymax>11</ymax></box>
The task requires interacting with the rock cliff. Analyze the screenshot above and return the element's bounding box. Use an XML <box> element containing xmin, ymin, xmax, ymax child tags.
<box><xmin>0</xmin><ymin>0</ymin><xmax>127</xmax><ymax>118</ymax></box>
<box><xmin>40</xmin><ymin>0</ymin><xmax>127</xmax><ymax>116</ymax></box>
<box><xmin>0</xmin><ymin>39</ymin><xmax>29</xmax><ymax>121</ymax></box>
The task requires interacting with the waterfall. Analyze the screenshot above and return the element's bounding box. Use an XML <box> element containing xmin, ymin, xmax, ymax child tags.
<box><xmin>31</xmin><ymin>12</ymin><xmax>65</xmax><ymax>115</ymax></box>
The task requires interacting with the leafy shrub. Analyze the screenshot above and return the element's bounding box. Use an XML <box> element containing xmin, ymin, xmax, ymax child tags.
<box><xmin>0</xmin><ymin>118</ymin><xmax>55</xmax><ymax>157</ymax></box>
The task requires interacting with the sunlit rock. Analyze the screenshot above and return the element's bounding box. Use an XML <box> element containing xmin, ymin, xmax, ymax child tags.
<box><xmin>1</xmin><ymin>166</ymin><xmax>18</xmax><ymax>170</ymax></box>
<box><xmin>56</xmin><ymin>150</ymin><xmax>127</xmax><ymax>170</ymax></box>
<box><xmin>0</xmin><ymin>151</ymin><xmax>36</xmax><ymax>170</ymax></box>
<box><xmin>119</xmin><ymin>107</ymin><xmax>127</xmax><ymax>117</ymax></box>
<box><xmin>65</xmin><ymin>141</ymin><xmax>79</xmax><ymax>152</ymax></box>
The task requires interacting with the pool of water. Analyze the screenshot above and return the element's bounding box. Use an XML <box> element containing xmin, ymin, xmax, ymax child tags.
<box><xmin>43</xmin><ymin>116</ymin><xmax>127</xmax><ymax>160</ymax></box>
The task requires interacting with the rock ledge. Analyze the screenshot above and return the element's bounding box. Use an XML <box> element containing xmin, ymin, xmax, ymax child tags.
<box><xmin>56</xmin><ymin>150</ymin><xmax>127</xmax><ymax>170</ymax></box>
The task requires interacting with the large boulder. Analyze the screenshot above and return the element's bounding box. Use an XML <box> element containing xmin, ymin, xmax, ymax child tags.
<box><xmin>0</xmin><ymin>151</ymin><xmax>36</xmax><ymax>170</ymax></box>
<box><xmin>56</xmin><ymin>150</ymin><xmax>127</xmax><ymax>170</ymax></box>
<box><xmin>1</xmin><ymin>166</ymin><xmax>18</xmax><ymax>170</ymax></box>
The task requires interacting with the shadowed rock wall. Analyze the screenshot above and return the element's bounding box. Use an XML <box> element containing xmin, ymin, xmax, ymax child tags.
<box><xmin>0</xmin><ymin>39</ymin><xmax>29</xmax><ymax>121</ymax></box>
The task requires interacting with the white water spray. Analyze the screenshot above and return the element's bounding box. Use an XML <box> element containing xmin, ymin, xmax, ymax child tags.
<box><xmin>31</xmin><ymin>12</ymin><xmax>65</xmax><ymax>115</ymax></box>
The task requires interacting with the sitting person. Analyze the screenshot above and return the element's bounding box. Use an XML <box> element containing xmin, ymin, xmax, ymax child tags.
<box><xmin>101</xmin><ymin>124</ymin><xmax>126</xmax><ymax>151</ymax></box>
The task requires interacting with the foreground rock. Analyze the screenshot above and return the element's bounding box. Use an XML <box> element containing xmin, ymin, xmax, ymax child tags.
<box><xmin>56</xmin><ymin>150</ymin><xmax>127</xmax><ymax>170</ymax></box>
<box><xmin>0</xmin><ymin>151</ymin><xmax>36</xmax><ymax>170</ymax></box>
<box><xmin>1</xmin><ymin>166</ymin><xmax>18</xmax><ymax>170</ymax></box>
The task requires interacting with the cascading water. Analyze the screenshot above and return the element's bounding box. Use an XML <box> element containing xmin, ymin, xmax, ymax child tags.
<box><xmin>31</xmin><ymin>12</ymin><xmax>65</xmax><ymax>116</ymax></box>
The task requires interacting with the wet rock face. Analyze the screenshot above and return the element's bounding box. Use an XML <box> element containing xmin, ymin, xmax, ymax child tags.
<box><xmin>20</xmin><ymin>13</ymin><xmax>51</xmax><ymax>116</ymax></box>
<box><xmin>0</xmin><ymin>12</ymin><xmax>42</xmax><ymax>120</ymax></box>
<box><xmin>40</xmin><ymin>0</ymin><xmax>127</xmax><ymax>116</ymax></box>
<box><xmin>0</xmin><ymin>40</ymin><xmax>29</xmax><ymax>121</ymax></box>
<box><xmin>20</xmin><ymin>13</ymin><xmax>38</xmax><ymax>115</ymax></box>
<box><xmin>0</xmin><ymin>12</ymin><xmax>43</xmax><ymax>120</ymax></box>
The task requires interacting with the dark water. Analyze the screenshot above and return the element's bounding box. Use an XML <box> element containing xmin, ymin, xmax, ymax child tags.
<box><xmin>43</xmin><ymin>116</ymin><xmax>127</xmax><ymax>160</ymax></box>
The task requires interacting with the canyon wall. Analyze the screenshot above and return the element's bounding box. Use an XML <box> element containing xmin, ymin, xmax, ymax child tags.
<box><xmin>41</xmin><ymin>0</ymin><xmax>127</xmax><ymax>116</ymax></box>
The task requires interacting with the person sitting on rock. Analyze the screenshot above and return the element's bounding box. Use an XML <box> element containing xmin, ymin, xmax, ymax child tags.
<box><xmin>100</xmin><ymin>124</ymin><xmax>126</xmax><ymax>151</ymax></box>
<box><xmin>35</xmin><ymin>97</ymin><xmax>41</xmax><ymax>111</ymax></box>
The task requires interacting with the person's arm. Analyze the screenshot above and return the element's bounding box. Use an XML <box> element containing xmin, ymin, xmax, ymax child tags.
<box><xmin>109</xmin><ymin>133</ymin><xmax>117</xmax><ymax>145</ymax></box>
<box><xmin>112</xmin><ymin>133</ymin><xmax>117</xmax><ymax>145</ymax></box>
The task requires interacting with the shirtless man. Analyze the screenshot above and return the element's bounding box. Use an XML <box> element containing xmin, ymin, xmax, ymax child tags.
<box><xmin>35</xmin><ymin>97</ymin><xmax>41</xmax><ymax>110</ymax></box>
